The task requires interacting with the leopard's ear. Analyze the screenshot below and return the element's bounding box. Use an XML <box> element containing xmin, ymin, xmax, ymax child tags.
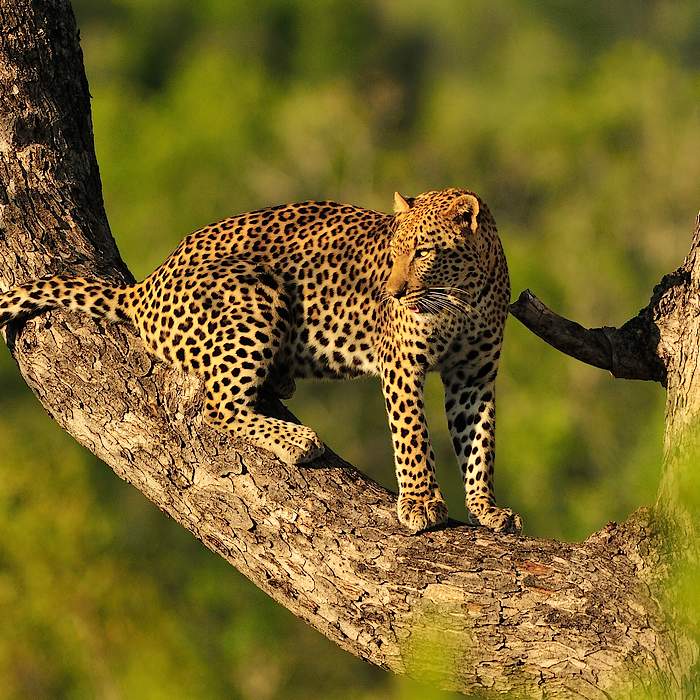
<box><xmin>448</xmin><ymin>194</ymin><xmax>480</xmax><ymax>234</ymax></box>
<box><xmin>393</xmin><ymin>191</ymin><xmax>414</xmax><ymax>214</ymax></box>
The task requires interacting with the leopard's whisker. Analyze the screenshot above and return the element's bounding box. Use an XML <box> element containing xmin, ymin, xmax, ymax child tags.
<box><xmin>427</xmin><ymin>290</ymin><xmax>476</xmax><ymax>315</ymax></box>
<box><xmin>417</xmin><ymin>297</ymin><xmax>446</xmax><ymax>317</ymax></box>
<box><xmin>429</xmin><ymin>287</ymin><xmax>478</xmax><ymax>307</ymax></box>
<box><xmin>424</xmin><ymin>291</ymin><xmax>474</xmax><ymax>317</ymax></box>
<box><xmin>420</xmin><ymin>295</ymin><xmax>459</xmax><ymax>319</ymax></box>
<box><xmin>429</xmin><ymin>287</ymin><xmax>476</xmax><ymax>301</ymax></box>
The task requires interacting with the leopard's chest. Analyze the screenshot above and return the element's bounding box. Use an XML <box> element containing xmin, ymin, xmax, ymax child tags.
<box><xmin>283</xmin><ymin>288</ymin><xmax>485</xmax><ymax>379</ymax></box>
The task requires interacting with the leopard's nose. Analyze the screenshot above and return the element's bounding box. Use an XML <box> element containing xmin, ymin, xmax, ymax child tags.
<box><xmin>386</xmin><ymin>255</ymin><xmax>410</xmax><ymax>299</ymax></box>
<box><xmin>389</xmin><ymin>281</ymin><xmax>407</xmax><ymax>299</ymax></box>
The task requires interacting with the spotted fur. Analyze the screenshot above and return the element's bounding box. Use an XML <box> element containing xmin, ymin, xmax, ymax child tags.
<box><xmin>0</xmin><ymin>188</ymin><xmax>521</xmax><ymax>534</ymax></box>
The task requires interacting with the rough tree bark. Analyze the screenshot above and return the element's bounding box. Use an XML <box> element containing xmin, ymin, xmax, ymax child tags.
<box><xmin>0</xmin><ymin>1</ymin><xmax>697</xmax><ymax>697</ymax></box>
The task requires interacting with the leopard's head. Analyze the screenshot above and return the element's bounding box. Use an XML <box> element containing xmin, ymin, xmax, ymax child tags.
<box><xmin>386</xmin><ymin>188</ymin><xmax>495</xmax><ymax>315</ymax></box>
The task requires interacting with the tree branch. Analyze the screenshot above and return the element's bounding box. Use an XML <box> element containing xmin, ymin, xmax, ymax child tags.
<box><xmin>509</xmin><ymin>291</ymin><xmax>666</xmax><ymax>384</ymax></box>
<box><xmin>508</xmin><ymin>216</ymin><xmax>700</xmax><ymax>387</ymax></box>
<box><xmin>0</xmin><ymin>1</ymin><xmax>689</xmax><ymax>697</ymax></box>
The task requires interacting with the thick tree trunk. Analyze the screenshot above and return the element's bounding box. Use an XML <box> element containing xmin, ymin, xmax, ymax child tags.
<box><xmin>654</xmin><ymin>217</ymin><xmax>700</xmax><ymax>543</ymax></box>
<box><xmin>0</xmin><ymin>1</ymin><xmax>696</xmax><ymax>697</ymax></box>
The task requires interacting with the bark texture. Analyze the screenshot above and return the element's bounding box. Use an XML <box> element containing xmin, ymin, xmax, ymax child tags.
<box><xmin>0</xmin><ymin>1</ymin><xmax>697</xmax><ymax>697</ymax></box>
<box><xmin>653</xmin><ymin>215</ymin><xmax>700</xmax><ymax>544</ymax></box>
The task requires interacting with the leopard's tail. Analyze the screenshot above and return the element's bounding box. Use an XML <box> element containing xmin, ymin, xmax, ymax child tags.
<box><xmin>0</xmin><ymin>276</ymin><xmax>135</xmax><ymax>327</ymax></box>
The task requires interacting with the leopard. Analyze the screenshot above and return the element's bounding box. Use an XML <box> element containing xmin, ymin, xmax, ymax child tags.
<box><xmin>0</xmin><ymin>187</ymin><xmax>522</xmax><ymax>534</ymax></box>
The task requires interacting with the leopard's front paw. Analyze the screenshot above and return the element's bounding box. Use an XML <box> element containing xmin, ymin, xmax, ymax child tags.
<box><xmin>468</xmin><ymin>505</ymin><xmax>522</xmax><ymax>534</ymax></box>
<box><xmin>397</xmin><ymin>494</ymin><xmax>448</xmax><ymax>533</ymax></box>
<box><xmin>251</xmin><ymin>421</ymin><xmax>325</xmax><ymax>465</ymax></box>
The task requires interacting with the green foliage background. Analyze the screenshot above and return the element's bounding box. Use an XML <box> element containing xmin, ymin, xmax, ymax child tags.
<box><xmin>0</xmin><ymin>1</ymin><xmax>699</xmax><ymax>697</ymax></box>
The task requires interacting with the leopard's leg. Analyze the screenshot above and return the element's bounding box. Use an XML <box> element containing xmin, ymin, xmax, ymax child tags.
<box><xmin>207</xmin><ymin>399</ymin><xmax>323</xmax><ymax>464</ymax></box>
<box><xmin>442</xmin><ymin>362</ymin><xmax>522</xmax><ymax>534</ymax></box>
<box><xmin>380</xmin><ymin>359</ymin><xmax>448</xmax><ymax>532</ymax></box>
<box><xmin>261</xmin><ymin>362</ymin><xmax>297</xmax><ymax>400</ymax></box>
<box><xmin>201</xmin><ymin>310</ymin><xmax>322</xmax><ymax>464</ymax></box>
<box><xmin>153</xmin><ymin>262</ymin><xmax>323</xmax><ymax>464</ymax></box>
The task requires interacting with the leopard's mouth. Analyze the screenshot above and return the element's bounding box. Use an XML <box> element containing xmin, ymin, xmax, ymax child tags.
<box><xmin>401</xmin><ymin>292</ymin><xmax>432</xmax><ymax>316</ymax></box>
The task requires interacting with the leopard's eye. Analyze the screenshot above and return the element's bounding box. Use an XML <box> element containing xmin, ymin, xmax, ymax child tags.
<box><xmin>413</xmin><ymin>247</ymin><xmax>433</xmax><ymax>260</ymax></box>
